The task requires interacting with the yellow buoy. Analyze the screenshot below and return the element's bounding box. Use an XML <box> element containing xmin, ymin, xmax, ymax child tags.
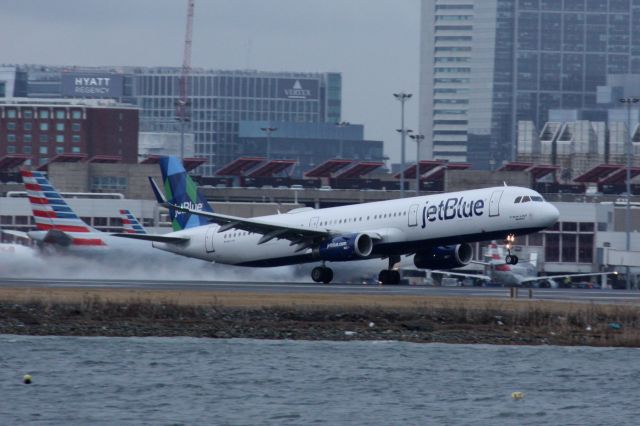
<box><xmin>511</xmin><ymin>391</ymin><xmax>524</xmax><ymax>400</ymax></box>
<box><xmin>23</xmin><ymin>374</ymin><xmax>32</xmax><ymax>384</ymax></box>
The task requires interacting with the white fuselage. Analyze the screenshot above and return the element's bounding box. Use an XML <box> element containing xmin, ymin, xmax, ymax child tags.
<box><xmin>153</xmin><ymin>186</ymin><xmax>559</xmax><ymax>267</ymax></box>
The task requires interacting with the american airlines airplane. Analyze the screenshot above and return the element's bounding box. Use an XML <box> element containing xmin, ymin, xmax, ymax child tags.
<box><xmin>7</xmin><ymin>170</ymin><xmax>151</xmax><ymax>252</ymax></box>
<box><xmin>115</xmin><ymin>156</ymin><xmax>560</xmax><ymax>284</ymax></box>
<box><xmin>433</xmin><ymin>241</ymin><xmax>617</xmax><ymax>288</ymax></box>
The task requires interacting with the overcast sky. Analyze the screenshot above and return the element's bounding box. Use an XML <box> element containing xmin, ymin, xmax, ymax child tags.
<box><xmin>0</xmin><ymin>0</ymin><xmax>420</xmax><ymax>164</ymax></box>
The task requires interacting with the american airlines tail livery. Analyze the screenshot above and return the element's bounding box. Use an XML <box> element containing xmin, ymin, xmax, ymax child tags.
<box><xmin>15</xmin><ymin>170</ymin><xmax>151</xmax><ymax>252</ymax></box>
<box><xmin>115</xmin><ymin>156</ymin><xmax>560</xmax><ymax>284</ymax></box>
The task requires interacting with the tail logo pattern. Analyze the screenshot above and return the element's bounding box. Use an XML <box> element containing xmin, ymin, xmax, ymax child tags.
<box><xmin>159</xmin><ymin>156</ymin><xmax>213</xmax><ymax>231</ymax></box>
<box><xmin>20</xmin><ymin>170</ymin><xmax>105</xmax><ymax>246</ymax></box>
<box><xmin>119</xmin><ymin>209</ymin><xmax>146</xmax><ymax>234</ymax></box>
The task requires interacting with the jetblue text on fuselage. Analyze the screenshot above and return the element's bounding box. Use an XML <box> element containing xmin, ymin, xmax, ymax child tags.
<box><xmin>421</xmin><ymin>197</ymin><xmax>484</xmax><ymax>229</ymax></box>
<box><xmin>175</xmin><ymin>201</ymin><xmax>204</xmax><ymax>216</ymax></box>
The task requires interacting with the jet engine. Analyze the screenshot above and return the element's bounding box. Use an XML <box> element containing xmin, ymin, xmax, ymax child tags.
<box><xmin>413</xmin><ymin>243</ymin><xmax>473</xmax><ymax>269</ymax></box>
<box><xmin>316</xmin><ymin>233</ymin><xmax>374</xmax><ymax>261</ymax></box>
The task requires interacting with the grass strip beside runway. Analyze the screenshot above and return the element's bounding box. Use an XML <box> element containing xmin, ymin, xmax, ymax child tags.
<box><xmin>0</xmin><ymin>287</ymin><xmax>639</xmax><ymax>346</ymax></box>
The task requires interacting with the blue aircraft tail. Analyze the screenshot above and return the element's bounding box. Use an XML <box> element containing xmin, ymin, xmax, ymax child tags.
<box><xmin>158</xmin><ymin>156</ymin><xmax>214</xmax><ymax>231</ymax></box>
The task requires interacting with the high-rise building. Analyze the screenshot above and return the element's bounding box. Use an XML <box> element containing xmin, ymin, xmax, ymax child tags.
<box><xmin>420</xmin><ymin>0</ymin><xmax>640</xmax><ymax>169</ymax></box>
<box><xmin>135</xmin><ymin>69</ymin><xmax>342</xmax><ymax>175</ymax></box>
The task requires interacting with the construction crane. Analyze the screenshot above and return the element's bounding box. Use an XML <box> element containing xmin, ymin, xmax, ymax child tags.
<box><xmin>177</xmin><ymin>0</ymin><xmax>195</xmax><ymax>160</ymax></box>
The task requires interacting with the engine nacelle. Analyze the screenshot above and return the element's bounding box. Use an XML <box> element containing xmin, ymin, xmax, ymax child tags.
<box><xmin>316</xmin><ymin>233</ymin><xmax>374</xmax><ymax>261</ymax></box>
<box><xmin>413</xmin><ymin>243</ymin><xmax>473</xmax><ymax>269</ymax></box>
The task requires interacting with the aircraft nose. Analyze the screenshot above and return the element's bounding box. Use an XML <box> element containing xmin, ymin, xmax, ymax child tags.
<box><xmin>546</xmin><ymin>202</ymin><xmax>560</xmax><ymax>225</ymax></box>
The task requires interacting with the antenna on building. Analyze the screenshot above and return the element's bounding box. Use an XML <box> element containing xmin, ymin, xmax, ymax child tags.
<box><xmin>177</xmin><ymin>0</ymin><xmax>195</xmax><ymax>161</ymax></box>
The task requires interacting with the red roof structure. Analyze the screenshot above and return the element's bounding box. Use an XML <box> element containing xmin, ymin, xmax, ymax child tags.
<box><xmin>37</xmin><ymin>153</ymin><xmax>87</xmax><ymax>171</ymax></box>
<box><xmin>599</xmin><ymin>167</ymin><xmax>640</xmax><ymax>185</ymax></box>
<box><xmin>0</xmin><ymin>154</ymin><xmax>31</xmax><ymax>170</ymax></box>
<box><xmin>334</xmin><ymin>162</ymin><xmax>384</xmax><ymax>179</ymax></box>
<box><xmin>140</xmin><ymin>156</ymin><xmax>207</xmax><ymax>172</ymax></box>
<box><xmin>528</xmin><ymin>164</ymin><xmax>559</xmax><ymax>180</ymax></box>
<box><xmin>182</xmin><ymin>157</ymin><xmax>208</xmax><ymax>171</ymax></box>
<box><xmin>573</xmin><ymin>164</ymin><xmax>625</xmax><ymax>183</ymax></box>
<box><xmin>86</xmin><ymin>155</ymin><xmax>122</xmax><ymax>163</ymax></box>
<box><xmin>304</xmin><ymin>159</ymin><xmax>353</xmax><ymax>178</ymax></box>
<box><xmin>215</xmin><ymin>157</ymin><xmax>265</xmax><ymax>176</ymax></box>
<box><xmin>423</xmin><ymin>162</ymin><xmax>471</xmax><ymax>181</ymax></box>
<box><xmin>394</xmin><ymin>160</ymin><xmax>444</xmax><ymax>179</ymax></box>
<box><xmin>497</xmin><ymin>162</ymin><xmax>534</xmax><ymax>172</ymax></box>
<box><xmin>246</xmin><ymin>159</ymin><xmax>297</xmax><ymax>178</ymax></box>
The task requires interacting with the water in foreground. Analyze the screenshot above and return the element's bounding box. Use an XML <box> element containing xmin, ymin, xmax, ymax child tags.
<box><xmin>1</xmin><ymin>336</ymin><xmax>639</xmax><ymax>425</ymax></box>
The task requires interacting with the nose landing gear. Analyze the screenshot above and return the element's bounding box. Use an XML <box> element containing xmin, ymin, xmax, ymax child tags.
<box><xmin>504</xmin><ymin>234</ymin><xmax>519</xmax><ymax>265</ymax></box>
<box><xmin>378</xmin><ymin>255</ymin><xmax>401</xmax><ymax>285</ymax></box>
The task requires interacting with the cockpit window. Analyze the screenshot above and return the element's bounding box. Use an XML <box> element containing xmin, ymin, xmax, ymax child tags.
<box><xmin>514</xmin><ymin>196</ymin><xmax>522</xmax><ymax>203</ymax></box>
<box><xmin>531</xmin><ymin>196</ymin><xmax>544</xmax><ymax>202</ymax></box>
<box><xmin>521</xmin><ymin>196</ymin><xmax>531</xmax><ymax>203</ymax></box>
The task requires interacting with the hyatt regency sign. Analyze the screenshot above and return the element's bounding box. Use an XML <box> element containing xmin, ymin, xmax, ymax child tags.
<box><xmin>62</xmin><ymin>73</ymin><xmax>124</xmax><ymax>97</ymax></box>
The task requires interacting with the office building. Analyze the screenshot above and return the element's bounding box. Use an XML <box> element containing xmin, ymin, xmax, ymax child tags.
<box><xmin>236</xmin><ymin>121</ymin><xmax>384</xmax><ymax>177</ymax></box>
<box><xmin>420</xmin><ymin>0</ymin><xmax>640</xmax><ymax>169</ymax></box>
<box><xmin>135</xmin><ymin>69</ymin><xmax>342</xmax><ymax>175</ymax></box>
<box><xmin>14</xmin><ymin>66</ymin><xmax>345</xmax><ymax>176</ymax></box>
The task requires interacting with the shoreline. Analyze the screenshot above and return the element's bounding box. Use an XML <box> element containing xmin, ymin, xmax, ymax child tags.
<box><xmin>1</xmin><ymin>287</ymin><xmax>639</xmax><ymax>346</ymax></box>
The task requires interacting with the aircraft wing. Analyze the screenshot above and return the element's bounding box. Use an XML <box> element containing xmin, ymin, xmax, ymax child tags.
<box><xmin>431</xmin><ymin>270</ymin><xmax>492</xmax><ymax>281</ymax></box>
<box><xmin>111</xmin><ymin>233</ymin><xmax>190</xmax><ymax>244</ymax></box>
<box><xmin>148</xmin><ymin>177</ymin><xmax>331</xmax><ymax>245</ymax></box>
<box><xmin>518</xmin><ymin>271</ymin><xmax>617</xmax><ymax>284</ymax></box>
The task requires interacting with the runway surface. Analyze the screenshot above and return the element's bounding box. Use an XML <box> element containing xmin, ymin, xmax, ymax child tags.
<box><xmin>1</xmin><ymin>277</ymin><xmax>640</xmax><ymax>304</ymax></box>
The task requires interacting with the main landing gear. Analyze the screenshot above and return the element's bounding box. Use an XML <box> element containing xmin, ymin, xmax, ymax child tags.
<box><xmin>378</xmin><ymin>255</ymin><xmax>401</xmax><ymax>285</ymax></box>
<box><xmin>504</xmin><ymin>234</ymin><xmax>519</xmax><ymax>265</ymax></box>
<box><xmin>311</xmin><ymin>263</ymin><xmax>333</xmax><ymax>284</ymax></box>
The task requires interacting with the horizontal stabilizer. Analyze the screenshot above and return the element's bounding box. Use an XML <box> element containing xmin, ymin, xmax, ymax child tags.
<box><xmin>111</xmin><ymin>233</ymin><xmax>190</xmax><ymax>244</ymax></box>
<box><xmin>1</xmin><ymin>229</ymin><xmax>29</xmax><ymax>239</ymax></box>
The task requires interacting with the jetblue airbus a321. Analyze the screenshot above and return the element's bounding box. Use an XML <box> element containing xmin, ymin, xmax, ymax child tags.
<box><xmin>115</xmin><ymin>157</ymin><xmax>560</xmax><ymax>284</ymax></box>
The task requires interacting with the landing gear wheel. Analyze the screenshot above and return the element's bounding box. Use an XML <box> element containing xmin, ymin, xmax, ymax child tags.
<box><xmin>505</xmin><ymin>254</ymin><xmax>519</xmax><ymax>265</ymax></box>
<box><xmin>378</xmin><ymin>270</ymin><xmax>401</xmax><ymax>285</ymax></box>
<box><xmin>311</xmin><ymin>266</ymin><xmax>333</xmax><ymax>284</ymax></box>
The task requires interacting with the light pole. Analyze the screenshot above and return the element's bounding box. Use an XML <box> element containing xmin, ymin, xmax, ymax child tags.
<box><xmin>410</xmin><ymin>133</ymin><xmax>425</xmax><ymax>195</ymax></box>
<box><xmin>260</xmin><ymin>126</ymin><xmax>277</xmax><ymax>161</ymax></box>
<box><xmin>619</xmin><ymin>97</ymin><xmax>638</xmax><ymax>289</ymax></box>
<box><xmin>335</xmin><ymin>121</ymin><xmax>350</xmax><ymax>158</ymax></box>
<box><xmin>175</xmin><ymin>99</ymin><xmax>191</xmax><ymax>161</ymax></box>
<box><xmin>394</xmin><ymin>92</ymin><xmax>412</xmax><ymax>198</ymax></box>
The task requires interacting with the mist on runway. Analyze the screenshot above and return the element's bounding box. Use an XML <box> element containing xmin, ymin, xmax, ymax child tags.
<box><xmin>0</xmin><ymin>244</ymin><xmax>391</xmax><ymax>283</ymax></box>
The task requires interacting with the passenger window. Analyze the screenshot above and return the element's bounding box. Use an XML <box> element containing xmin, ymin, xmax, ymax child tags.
<box><xmin>514</xmin><ymin>196</ymin><xmax>522</xmax><ymax>203</ymax></box>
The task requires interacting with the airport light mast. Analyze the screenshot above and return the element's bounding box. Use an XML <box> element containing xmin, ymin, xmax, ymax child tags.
<box><xmin>394</xmin><ymin>92</ymin><xmax>412</xmax><ymax>198</ymax></box>
<box><xmin>619</xmin><ymin>97</ymin><xmax>638</xmax><ymax>289</ymax></box>
<box><xmin>177</xmin><ymin>0</ymin><xmax>195</xmax><ymax>161</ymax></box>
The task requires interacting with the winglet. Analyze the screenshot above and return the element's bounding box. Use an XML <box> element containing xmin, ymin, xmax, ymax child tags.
<box><xmin>148</xmin><ymin>176</ymin><xmax>168</xmax><ymax>205</ymax></box>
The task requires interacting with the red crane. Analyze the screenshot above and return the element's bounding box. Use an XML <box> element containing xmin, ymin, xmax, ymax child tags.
<box><xmin>177</xmin><ymin>0</ymin><xmax>195</xmax><ymax>159</ymax></box>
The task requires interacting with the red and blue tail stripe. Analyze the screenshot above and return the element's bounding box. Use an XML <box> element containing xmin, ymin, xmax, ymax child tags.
<box><xmin>119</xmin><ymin>209</ymin><xmax>147</xmax><ymax>234</ymax></box>
<box><xmin>20</xmin><ymin>170</ymin><xmax>101</xmax><ymax>243</ymax></box>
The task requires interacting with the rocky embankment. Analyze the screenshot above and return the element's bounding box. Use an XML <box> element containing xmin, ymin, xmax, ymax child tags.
<box><xmin>1</xmin><ymin>293</ymin><xmax>639</xmax><ymax>346</ymax></box>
